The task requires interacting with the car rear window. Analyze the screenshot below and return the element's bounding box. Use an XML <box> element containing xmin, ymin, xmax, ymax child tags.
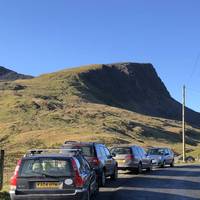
<box><xmin>62</xmin><ymin>145</ymin><xmax>95</xmax><ymax>157</ymax></box>
<box><xmin>19</xmin><ymin>158</ymin><xmax>72</xmax><ymax>177</ymax></box>
<box><xmin>111</xmin><ymin>147</ymin><xmax>131</xmax><ymax>155</ymax></box>
<box><xmin>148</xmin><ymin>149</ymin><xmax>164</xmax><ymax>155</ymax></box>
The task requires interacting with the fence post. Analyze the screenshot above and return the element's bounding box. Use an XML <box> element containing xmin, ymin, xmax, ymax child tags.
<box><xmin>0</xmin><ymin>150</ymin><xmax>4</xmax><ymax>190</ymax></box>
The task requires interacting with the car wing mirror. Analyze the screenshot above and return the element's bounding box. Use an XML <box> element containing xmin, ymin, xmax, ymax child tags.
<box><xmin>111</xmin><ymin>153</ymin><xmax>116</xmax><ymax>157</ymax></box>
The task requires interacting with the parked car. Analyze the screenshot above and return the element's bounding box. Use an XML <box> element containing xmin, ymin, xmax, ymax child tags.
<box><xmin>9</xmin><ymin>149</ymin><xmax>98</xmax><ymax>200</ymax></box>
<box><xmin>61</xmin><ymin>141</ymin><xmax>118</xmax><ymax>186</ymax></box>
<box><xmin>147</xmin><ymin>147</ymin><xmax>175</xmax><ymax>167</ymax></box>
<box><xmin>110</xmin><ymin>145</ymin><xmax>152</xmax><ymax>173</ymax></box>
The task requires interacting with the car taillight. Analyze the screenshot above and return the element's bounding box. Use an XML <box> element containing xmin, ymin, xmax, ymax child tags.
<box><xmin>10</xmin><ymin>160</ymin><xmax>21</xmax><ymax>190</ymax></box>
<box><xmin>91</xmin><ymin>157</ymin><xmax>100</xmax><ymax>166</ymax></box>
<box><xmin>72</xmin><ymin>159</ymin><xmax>85</xmax><ymax>188</ymax></box>
<box><xmin>125</xmin><ymin>155</ymin><xmax>134</xmax><ymax>160</ymax></box>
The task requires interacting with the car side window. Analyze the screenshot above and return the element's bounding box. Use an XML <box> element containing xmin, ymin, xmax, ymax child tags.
<box><xmin>73</xmin><ymin>158</ymin><xmax>82</xmax><ymax>173</ymax></box>
<box><xmin>104</xmin><ymin>147</ymin><xmax>111</xmax><ymax>159</ymax></box>
<box><xmin>164</xmin><ymin>149</ymin><xmax>169</xmax><ymax>155</ymax></box>
<box><xmin>96</xmin><ymin>145</ymin><xmax>103</xmax><ymax>158</ymax></box>
<box><xmin>132</xmin><ymin>147</ymin><xmax>139</xmax><ymax>157</ymax></box>
<box><xmin>137</xmin><ymin>147</ymin><xmax>144</xmax><ymax>157</ymax></box>
<box><xmin>141</xmin><ymin>148</ymin><xmax>147</xmax><ymax>156</ymax></box>
<box><xmin>82</xmin><ymin>158</ymin><xmax>91</xmax><ymax>172</ymax></box>
<box><xmin>100</xmin><ymin>146</ymin><xmax>107</xmax><ymax>159</ymax></box>
<box><xmin>169</xmin><ymin>149</ymin><xmax>174</xmax><ymax>156</ymax></box>
<box><xmin>75</xmin><ymin>156</ymin><xmax>86</xmax><ymax>174</ymax></box>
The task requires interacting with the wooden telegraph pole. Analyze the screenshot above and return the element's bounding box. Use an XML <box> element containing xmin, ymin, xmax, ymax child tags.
<box><xmin>182</xmin><ymin>85</ymin><xmax>186</xmax><ymax>162</ymax></box>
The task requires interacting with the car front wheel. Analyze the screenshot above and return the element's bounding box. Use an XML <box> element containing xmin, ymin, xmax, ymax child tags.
<box><xmin>161</xmin><ymin>160</ymin><xmax>166</xmax><ymax>168</ymax></box>
<box><xmin>111</xmin><ymin>166</ymin><xmax>118</xmax><ymax>180</ymax></box>
<box><xmin>146</xmin><ymin>162</ymin><xmax>152</xmax><ymax>172</ymax></box>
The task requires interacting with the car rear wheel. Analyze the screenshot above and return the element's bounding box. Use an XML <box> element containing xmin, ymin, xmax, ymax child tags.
<box><xmin>111</xmin><ymin>166</ymin><xmax>118</xmax><ymax>180</ymax></box>
<box><xmin>136</xmin><ymin>162</ymin><xmax>143</xmax><ymax>174</ymax></box>
<box><xmin>170</xmin><ymin>160</ymin><xmax>174</xmax><ymax>167</ymax></box>
<box><xmin>99</xmin><ymin>170</ymin><xmax>106</xmax><ymax>187</ymax></box>
<box><xmin>91</xmin><ymin>182</ymin><xmax>99</xmax><ymax>200</ymax></box>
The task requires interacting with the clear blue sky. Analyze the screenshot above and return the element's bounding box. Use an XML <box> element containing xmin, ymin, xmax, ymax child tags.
<box><xmin>0</xmin><ymin>0</ymin><xmax>200</xmax><ymax>111</ymax></box>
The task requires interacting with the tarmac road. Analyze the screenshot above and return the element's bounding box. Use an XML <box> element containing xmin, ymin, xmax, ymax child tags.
<box><xmin>97</xmin><ymin>165</ymin><xmax>200</xmax><ymax>200</ymax></box>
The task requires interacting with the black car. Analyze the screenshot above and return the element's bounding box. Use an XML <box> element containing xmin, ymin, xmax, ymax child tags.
<box><xmin>61</xmin><ymin>141</ymin><xmax>118</xmax><ymax>186</ymax></box>
<box><xmin>9</xmin><ymin>149</ymin><xmax>98</xmax><ymax>200</ymax></box>
<box><xmin>110</xmin><ymin>145</ymin><xmax>152</xmax><ymax>173</ymax></box>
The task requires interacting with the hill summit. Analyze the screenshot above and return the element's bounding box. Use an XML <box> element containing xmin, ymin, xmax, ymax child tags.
<box><xmin>68</xmin><ymin>62</ymin><xmax>199</xmax><ymax>125</ymax></box>
<box><xmin>0</xmin><ymin>66</ymin><xmax>33</xmax><ymax>81</ymax></box>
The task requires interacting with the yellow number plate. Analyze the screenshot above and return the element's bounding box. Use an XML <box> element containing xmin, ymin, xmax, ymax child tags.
<box><xmin>36</xmin><ymin>182</ymin><xmax>60</xmax><ymax>189</ymax></box>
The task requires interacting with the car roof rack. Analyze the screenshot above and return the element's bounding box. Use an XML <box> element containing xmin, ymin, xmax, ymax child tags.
<box><xmin>64</xmin><ymin>141</ymin><xmax>81</xmax><ymax>144</ymax></box>
<box><xmin>63</xmin><ymin>141</ymin><xmax>98</xmax><ymax>145</ymax></box>
<box><xmin>24</xmin><ymin>148</ymin><xmax>82</xmax><ymax>157</ymax></box>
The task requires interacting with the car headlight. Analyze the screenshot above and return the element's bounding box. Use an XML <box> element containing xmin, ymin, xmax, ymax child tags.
<box><xmin>152</xmin><ymin>159</ymin><xmax>157</xmax><ymax>164</ymax></box>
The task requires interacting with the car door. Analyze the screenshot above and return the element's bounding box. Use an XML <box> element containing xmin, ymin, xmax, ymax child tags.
<box><xmin>163</xmin><ymin>149</ymin><xmax>168</xmax><ymax>164</ymax></box>
<box><xmin>103</xmin><ymin>146</ymin><xmax>115</xmax><ymax>175</ymax></box>
<box><xmin>132</xmin><ymin>146</ymin><xmax>141</xmax><ymax>168</ymax></box>
<box><xmin>166</xmin><ymin>149</ymin><xmax>173</xmax><ymax>164</ymax></box>
<box><xmin>82</xmin><ymin>157</ymin><xmax>97</xmax><ymax>193</ymax></box>
<box><xmin>138</xmin><ymin>147</ymin><xmax>149</xmax><ymax>168</ymax></box>
<box><xmin>99</xmin><ymin>145</ymin><xmax>109</xmax><ymax>175</ymax></box>
<box><xmin>75</xmin><ymin>156</ymin><xmax>91</xmax><ymax>188</ymax></box>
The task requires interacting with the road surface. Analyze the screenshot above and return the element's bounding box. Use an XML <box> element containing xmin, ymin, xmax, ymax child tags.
<box><xmin>97</xmin><ymin>165</ymin><xmax>200</xmax><ymax>200</ymax></box>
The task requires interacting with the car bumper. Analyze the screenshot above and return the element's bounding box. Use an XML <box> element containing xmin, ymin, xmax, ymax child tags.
<box><xmin>152</xmin><ymin>159</ymin><xmax>162</xmax><ymax>166</ymax></box>
<box><xmin>10</xmin><ymin>189</ymin><xmax>87</xmax><ymax>200</ymax></box>
<box><xmin>117</xmin><ymin>163</ymin><xmax>138</xmax><ymax>170</ymax></box>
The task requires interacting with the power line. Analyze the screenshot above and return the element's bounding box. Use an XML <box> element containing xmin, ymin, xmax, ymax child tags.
<box><xmin>187</xmin><ymin>87</ymin><xmax>200</xmax><ymax>95</ymax></box>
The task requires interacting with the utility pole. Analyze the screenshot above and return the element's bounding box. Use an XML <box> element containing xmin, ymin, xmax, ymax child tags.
<box><xmin>182</xmin><ymin>85</ymin><xmax>186</xmax><ymax>162</ymax></box>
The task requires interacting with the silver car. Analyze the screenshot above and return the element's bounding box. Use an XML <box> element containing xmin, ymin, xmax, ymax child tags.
<box><xmin>110</xmin><ymin>146</ymin><xmax>152</xmax><ymax>174</ymax></box>
<box><xmin>147</xmin><ymin>147</ymin><xmax>175</xmax><ymax>167</ymax></box>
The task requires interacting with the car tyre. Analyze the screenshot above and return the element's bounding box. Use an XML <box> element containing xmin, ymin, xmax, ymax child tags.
<box><xmin>161</xmin><ymin>160</ymin><xmax>166</xmax><ymax>168</ymax></box>
<box><xmin>146</xmin><ymin>162</ymin><xmax>152</xmax><ymax>172</ymax></box>
<box><xmin>99</xmin><ymin>170</ymin><xmax>106</xmax><ymax>187</ymax></box>
<box><xmin>91</xmin><ymin>182</ymin><xmax>99</xmax><ymax>200</ymax></box>
<box><xmin>86</xmin><ymin>188</ymin><xmax>91</xmax><ymax>200</ymax></box>
<box><xmin>136</xmin><ymin>162</ymin><xmax>143</xmax><ymax>174</ymax></box>
<box><xmin>111</xmin><ymin>166</ymin><xmax>118</xmax><ymax>180</ymax></box>
<box><xmin>170</xmin><ymin>160</ymin><xmax>174</xmax><ymax>167</ymax></box>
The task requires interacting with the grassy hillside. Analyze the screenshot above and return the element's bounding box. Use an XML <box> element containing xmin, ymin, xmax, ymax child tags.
<box><xmin>0</xmin><ymin>63</ymin><xmax>200</xmax><ymax>189</ymax></box>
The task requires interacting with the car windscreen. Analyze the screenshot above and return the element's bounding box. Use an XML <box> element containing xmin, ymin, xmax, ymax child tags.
<box><xmin>148</xmin><ymin>149</ymin><xmax>164</xmax><ymax>155</ymax></box>
<box><xmin>19</xmin><ymin>158</ymin><xmax>72</xmax><ymax>177</ymax></box>
<box><xmin>62</xmin><ymin>145</ymin><xmax>95</xmax><ymax>157</ymax></box>
<box><xmin>110</xmin><ymin>147</ymin><xmax>131</xmax><ymax>155</ymax></box>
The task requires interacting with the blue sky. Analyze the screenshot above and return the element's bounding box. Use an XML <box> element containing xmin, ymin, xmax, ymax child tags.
<box><xmin>0</xmin><ymin>0</ymin><xmax>200</xmax><ymax>111</ymax></box>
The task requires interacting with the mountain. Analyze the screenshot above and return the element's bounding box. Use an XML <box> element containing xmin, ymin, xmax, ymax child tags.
<box><xmin>0</xmin><ymin>63</ymin><xmax>200</xmax><ymax>187</ymax></box>
<box><xmin>0</xmin><ymin>66</ymin><xmax>33</xmax><ymax>81</ymax></box>
<box><xmin>77</xmin><ymin>63</ymin><xmax>200</xmax><ymax>125</ymax></box>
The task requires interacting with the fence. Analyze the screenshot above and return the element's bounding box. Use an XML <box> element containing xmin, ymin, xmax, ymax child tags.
<box><xmin>0</xmin><ymin>150</ymin><xmax>4</xmax><ymax>191</ymax></box>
